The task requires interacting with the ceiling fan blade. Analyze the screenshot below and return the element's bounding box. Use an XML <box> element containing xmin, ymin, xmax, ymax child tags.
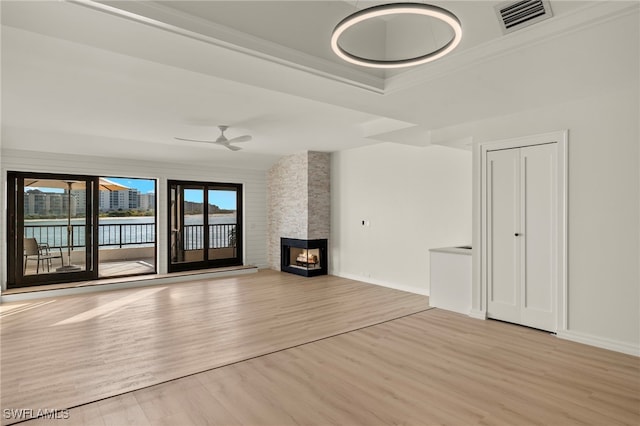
<box><xmin>226</xmin><ymin>135</ymin><xmax>252</xmax><ymax>143</ymax></box>
<box><xmin>175</xmin><ymin>137</ymin><xmax>216</xmax><ymax>144</ymax></box>
<box><xmin>176</xmin><ymin>126</ymin><xmax>249</xmax><ymax>152</ymax></box>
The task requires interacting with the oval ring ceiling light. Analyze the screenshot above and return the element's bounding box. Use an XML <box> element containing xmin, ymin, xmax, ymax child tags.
<box><xmin>331</xmin><ymin>2</ymin><xmax>463</xmax><ymax>69</ymax></box>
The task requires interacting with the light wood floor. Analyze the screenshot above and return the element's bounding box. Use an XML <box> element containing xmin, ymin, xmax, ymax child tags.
<box><xmin>2</xmin><ymin>271</ymin><xmax>639</xmax><ymax>425</ymax></box>
<box><xmin>0</xmin><ymin>270</ymin><xmax>428</xmax><ymax>424</ymax></box>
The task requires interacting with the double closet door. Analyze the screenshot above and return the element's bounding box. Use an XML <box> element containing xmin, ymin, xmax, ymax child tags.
<box><xmin>486</xmin><ymin>143</ymin><xmax>558</xmax><ymax>332</ymax></box>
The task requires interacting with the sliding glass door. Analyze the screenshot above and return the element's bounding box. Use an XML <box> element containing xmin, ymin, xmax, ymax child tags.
<box><xmin>7</xmin><ymin>172</ymin><xmax>97</xmax><ymax>287</ymax></box>
<box><xmin>7</xmin><ymin>172</ymin><xmax>158</xmax><ymax>288</ymax></box>
<box><xmin>169</xmin><ymin>180</ymin><xmax>242</xmax><ymax>272</ymax></box>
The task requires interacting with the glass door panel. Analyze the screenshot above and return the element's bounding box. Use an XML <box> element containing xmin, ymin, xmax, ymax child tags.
<box><xmin>183</xmin><ymin>188</ymin><xmax>205</xmax><ymax>263</ymax></box>
<box><xmin>97</xmin><ymin>176</ymin><xmax>157</xmax><ymax>278</ymax></box>
<box><xmin>7</xmin><ymin>172</ymin><xmax>97</xmax><ymax>288</ymax></box>
<box><xmin>208</xmin><ymin>188</ymin><xmax>238</xmax><ymax>261</ymax></box>
<box><xmin>171</xmin><ymin>185</ymin><xmax>205</xmax><ymax>265</ymax></box>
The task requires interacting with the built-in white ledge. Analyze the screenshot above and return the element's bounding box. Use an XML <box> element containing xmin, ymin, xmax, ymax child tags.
<box><xmin>429</xmin><ymin>246</ymin><xmax>472</xmax><ymax>255</ymax></box>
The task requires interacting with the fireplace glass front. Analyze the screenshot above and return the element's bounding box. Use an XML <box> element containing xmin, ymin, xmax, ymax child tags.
<box><xmin>281</xmin><ymin>238</ymin><xmax>327</xmax><ymax>277</ymax></box>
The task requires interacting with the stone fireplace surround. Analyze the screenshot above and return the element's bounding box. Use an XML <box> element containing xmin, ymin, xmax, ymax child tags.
<box><xmin>267</xmin><ymin>151</ymin><xmax>330</xmax><ymax>275</ymax></box>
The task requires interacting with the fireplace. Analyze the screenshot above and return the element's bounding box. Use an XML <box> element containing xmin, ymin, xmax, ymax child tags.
<box><xmin>281</xmin><ymin>238</ymin><xmax>328</xmax><ymax>277</ymax></box>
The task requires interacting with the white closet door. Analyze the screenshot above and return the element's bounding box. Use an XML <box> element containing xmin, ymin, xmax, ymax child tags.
<box><xmin>486</xmin><ymin>148</ymin><xmax>521</xmax><ymax>324</ymax></box>
<box><xmin>486</xmin><ymin>143</ymin><xmax>557</xmax><ymax>332</ymax></box>
<box><xmin>520</xmin><ymin>143</ymin><xmax>557</xmax><ymax>331</ymax></box>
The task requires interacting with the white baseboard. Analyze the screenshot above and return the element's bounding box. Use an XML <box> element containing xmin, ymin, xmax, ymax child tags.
<box><xmin>556</xmin><ymin>330</ymin><xmax>640</xmax><ymax>357</ymax></box>
<box><xmin>335</xmin><ymin>272</ymin><xmax>428</xmax><ymax>296</ymax></box>
<box><xmin>468</xmin><ymin>309</ymin><xmax>487</xmax><ymax>320</ymax></box>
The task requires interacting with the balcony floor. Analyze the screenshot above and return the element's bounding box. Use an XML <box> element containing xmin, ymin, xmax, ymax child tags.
<box><xmin>99</xmin><ymin>259</ymin><xmax>156</xmax><ymax>277</ymax></box>
<box><xmin>22</xmin><ymin>258</ymin><xmax>155</xmax><ymax>277</ymax></box>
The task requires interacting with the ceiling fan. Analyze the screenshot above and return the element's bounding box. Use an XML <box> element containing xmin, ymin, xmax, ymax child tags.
<box><xmin>175</xmin><ymin>125</ymin><xmax>252</xmax><ymax>151</ymax></box>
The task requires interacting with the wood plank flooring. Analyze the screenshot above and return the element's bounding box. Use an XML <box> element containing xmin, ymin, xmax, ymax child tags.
<box><xmin>0</xmin><ymin>270</ymin><xmax>428</xmax><ymax>424</ymax></box>
<box><xmin>2</xmin><ymin>271</ymin><xmax>639</xmax><ymax>425</ymax></box>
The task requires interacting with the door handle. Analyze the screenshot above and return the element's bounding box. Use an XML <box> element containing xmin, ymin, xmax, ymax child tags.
<box><xmin>515</xmin><ymin>233</ymin><xmax>521</xmax><ymax>236</ymax></box>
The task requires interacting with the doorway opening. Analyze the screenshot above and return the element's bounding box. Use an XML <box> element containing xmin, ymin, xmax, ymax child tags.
<box><xmin>97</xmin><ymin>176</ymin><xmax>156</xmax><ymax>278</ymax></box>
<box><xmin>7</xmin><ymin>171</ymin><xmax>157</xmax><ymax>289</ymax></box>
<box><xmin>169</xmin><ymin>180</ymin><xmax>242</xmax><ymax>272</ymax></box>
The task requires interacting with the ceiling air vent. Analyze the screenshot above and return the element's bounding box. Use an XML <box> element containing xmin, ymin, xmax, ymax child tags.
<box><xmin>495</xmin><ymin>0</ymin><xmax>553</xmax><ymax>34</ymax></box>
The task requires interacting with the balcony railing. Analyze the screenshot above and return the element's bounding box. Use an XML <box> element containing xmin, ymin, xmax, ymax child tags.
<box><xmin>183</xmin><ymin>223</ymin><xmax>236</xmax><ymax>250</ymax></box>
<box><xmin>24</xmin><ymin>223</ymin><xmax>155</xmax><ymax>249</ymax></box>
<box><xmin>24</xmin><ymin>223</ymin><xmax>236</xmax><ymax>250</ymax></box>
<box><xmin>99</xmin><ymin>223</ymin><xmax>156</xmax><ymax>248</ymax></box>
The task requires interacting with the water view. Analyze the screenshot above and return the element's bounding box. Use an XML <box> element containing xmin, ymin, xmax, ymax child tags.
<box><xmin>24</xmin><ymin>214</ymin><xmax>237</xmax><ymax>249</ymax></box>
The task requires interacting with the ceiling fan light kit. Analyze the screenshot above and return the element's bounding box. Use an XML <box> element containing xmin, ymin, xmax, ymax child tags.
<box><xmin>331</xmin><ymin>2</ymin><xmax>463</xmax><ymax>69</ymax></box>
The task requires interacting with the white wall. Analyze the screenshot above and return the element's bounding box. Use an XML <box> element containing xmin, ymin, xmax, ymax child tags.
<box><xmin>0</xmin><ymin>139</ymin><xmax>3</xmax><ymax>287</ymax></box>
<box><xmin>331</xmin><ymin>143</ymin><xmax>472</xmax><ymax>295</ymax></box>
<box><xmin>0</xmin><ymin>149</ymin><xmax>268</xmax><ymax>291</ymax></box>
<box><xmin>435</xmin><ymin>85</ymin><xmax>639</xmax><ymax>354</ymax></box>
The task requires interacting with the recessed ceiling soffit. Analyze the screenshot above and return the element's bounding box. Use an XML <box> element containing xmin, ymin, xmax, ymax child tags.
<box><xmin>82</xmin><ymin>1</ymin><xmax>636</xmax><ymax>95</ymax></box>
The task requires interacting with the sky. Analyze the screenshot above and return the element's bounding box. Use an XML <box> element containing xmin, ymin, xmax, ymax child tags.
<box><xmin>108</xmin><ymin>177</ymin><xmax>155</xmax><ymax>194</ymax></box>
<box><xmin>183</xmin><ymin>189</ymin><xmax>237</xmax><ymax>209</ymax></box>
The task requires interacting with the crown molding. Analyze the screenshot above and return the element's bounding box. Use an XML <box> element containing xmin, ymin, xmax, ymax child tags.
<box><xmin>385</xmin><ymin>1</ymin><xmax>640</xmax><ymax>94</ymax></box>
<box><xmin>68</xmin><ymin>0</ymin><xmax>386</xmax><ymax>94</ymax></box>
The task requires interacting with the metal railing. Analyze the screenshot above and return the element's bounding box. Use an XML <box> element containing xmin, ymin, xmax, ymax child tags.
<box><xmin>98</xmin><ymin>223</ymin><xmax>156</xmax><ymax>248</ymax></box>
<box><xmin>183</xmin><ymin>223</ymin><xmax>236</xmax><ymax>250</ymax></box>
<box><xmin>24</xmin><ymin>223</ymin><xmax>155</xmax><ymax>249</ymax></box>
<box><xmin>24</xmin><ymin>223</ymin><xmax>236</xmax><ymax>250</ymax></box>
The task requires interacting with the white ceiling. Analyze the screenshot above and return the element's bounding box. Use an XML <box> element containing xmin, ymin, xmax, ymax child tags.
<box><xmin>1</xmin><ymin>1</ymin><xmax>638</xmax><ymax>170</ymax></box>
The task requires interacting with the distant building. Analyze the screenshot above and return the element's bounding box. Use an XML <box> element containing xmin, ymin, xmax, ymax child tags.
<box><xmin>24</xmin><ymin>189</ymin><xmax>76</xmax><ymax>217</ymax></box>
<box><xmin>98</xmin><ymin>189</ymin><xmax>154</xmax><ymax>211</ymax></box>
<box><xmin>110</xmin><ymin>190</ymin><xmax>128</xmax><ymax>210</ymax></box>
<box><xmin>139</xmin><ymin>193</ymin><xmax>155</xmax><ymax>211</ymax></box>
<box><xmin>70</xmin><ymin>189</ymin><xmax>86</xmax><ymax>214</ymax></box>
<box><xmin>24</xmin><ymin>189</ymin><xmax>46</xmax><ymax>215</ymax></box>
<box><xmin>128</xmin><ymin>189</ymin><xmax>140</xmax><ymax>210</ymax></box>
<box><xmin>99</xmin><ymin>190</ymin><xmax>111</xmax><ymax>211</ymax></box>
<box><xmin>31</xmin><ymin>186</ymin><xmax>158</xmax><ymax>213</ymax></box>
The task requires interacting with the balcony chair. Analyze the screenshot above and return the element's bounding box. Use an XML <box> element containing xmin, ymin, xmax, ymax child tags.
<box><xmin>23</xmin><ymin>238</ymin><xmax>63</xmax><ymax>274</ymax></box>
